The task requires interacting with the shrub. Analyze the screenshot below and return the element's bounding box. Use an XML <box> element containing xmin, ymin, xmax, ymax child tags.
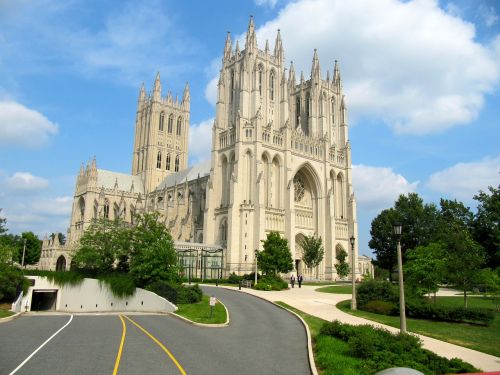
<box><xmin>26</xmin><ymin>270</ymin><xmax>84</xmax><ymax>287</ymax></box>
<box><xmin>405</xmin><ymin>300</ymin><xmax>494</xmax><ymax>325</ymax></box>
<box><xmin>254</xmin><ymin>275</ymin><xmax>288</xmax><ymax>291</ymax></box>
<box><xmin>319</xmin><ymin>320</ymin><xmax>477</xmax><ymax>374</ymax></box>
<box><xmin>147</xmin><ymin>281</ymin><xmax>178</xmax><ymax>304</ymax></box>
<box><xmin>356</xmin><ymin>279</ymin><xmax>398</xmax><ymax>308</ymax></box>
<box><xmin>362</xmin><ymin>300</ymin><xmax>397</xmax><ymax>315</ymax></box>
<box><xmin>228</xmin><ymin>272</ymin><xmax>243</xmax><ymax>284</ymax></box>
<box><xmin>177</xmin><ymin>284</ymin><xmax>203</xmax><ymax>304</ymax></box>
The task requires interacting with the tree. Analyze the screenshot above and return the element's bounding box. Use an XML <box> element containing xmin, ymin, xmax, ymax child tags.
<box><xmin>369</xmin><ymin>193</ymin><xmax>438</xmax><ymax>279</ymax></box>
<box><xmin>258</xmin><ymin>231</ymin><xmax>293</xmax><ymax>276</ymax></box>
<box><xmin>334</xmin><ymin>248</ymin><xmax>350</xmax><ymax>279</ymax></box>
<box><xmin>17</xmin><ymin>232</ymin><xmax>42</xmax><ymax>265</ymax></box>
<box><xmin>405</xmin><ymin>243</ymin><xmax>446</xmax><ymax>301</ymax></box>
<box><xmin>128</xmin><ymin>212</ymin><xmax>179</xmax><ymax>287</ymax></box>
<box><xmin>0</xmin><ymin>209</ymin><xmax>7</xmax><ymax>235</ymax></box>
<box><xmin>473</xmin><ymin>185</ymin><xmax>500</xmax><ymax>269</ymax></box>
<box><xmin>301</xmin><ymin>235</ymin><xmax>324</xmax><ymax>278</ymax></box>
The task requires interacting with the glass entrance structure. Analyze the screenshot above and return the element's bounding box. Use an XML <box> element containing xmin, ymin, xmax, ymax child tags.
<box><xmin>175</xmin><ymin>242</ymin><xmax>224</xmax><ymax>281</ymax></box>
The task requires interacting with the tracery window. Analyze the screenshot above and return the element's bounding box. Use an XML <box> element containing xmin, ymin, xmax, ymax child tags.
<box><xmin>269</xmin><ymin>71</ymin><xmax>275</xmax><ymax>101</ymax></box>
<box><xmin>156</xmin><ymin>151</ymin><xmax>162</xmax><ymax>168</ymax></box>
<box><xmin>293</xmin><ymin>175</ymin><xmax>305</xmax><ymax>202</ymax></box>
<box><xmin>166</xmin><ymin>153</ymin><xmax>171</xmax><ymax>170</ymax></box>
<box><xmin>168</xmin><ymin>114</ymin><xmax>173</xmax><ymax>133</ymax></box>
<box><xmin>159</xmin><ymin>112</ymin><xmax>164</xmax><ymax>131</ymax></box>
<box><xmin>176</xmin><ymin>117</ymin><xmax>182</xmax><ymax>136</ymax></box>
<box><xmin>295</xmin><ymin>97</ymin><xmax>301</xmax><ymax>128</ymax></box>
<box><xmin>104</xmin><ymin>199</ymin><xmax>110</xmax><ymax>219</ymax></box>
<box><xmin>175</xmin><ymin>155</ymin><xmax>180</xmax><ymax>172</ymax></box>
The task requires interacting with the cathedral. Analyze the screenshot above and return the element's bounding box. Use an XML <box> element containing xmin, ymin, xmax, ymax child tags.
<box><xmin>39</xmin><ymin>17</ymin><xmax>364</xmax><ymax>280</ymax></box>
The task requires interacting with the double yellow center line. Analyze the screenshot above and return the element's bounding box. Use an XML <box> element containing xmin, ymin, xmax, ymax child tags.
<box><xmin>113</xmin><ymin>314</ymin><xmax>186</xmax><ymax>375</ymax></box>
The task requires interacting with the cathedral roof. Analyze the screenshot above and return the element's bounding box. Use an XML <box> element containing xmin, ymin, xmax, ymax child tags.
<box><xmin>155</xmin><ymin>159</ymin><xmax>211</xmax><ymax>190</ymax></box>
<box><xmin>96</xmin><ymin>169</ymin><xmax>145</xmax><ymax>194</ymax></box>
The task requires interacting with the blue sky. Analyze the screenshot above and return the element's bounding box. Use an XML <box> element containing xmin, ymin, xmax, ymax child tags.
<box><xmin>0</xmin><ymin>0</ymin><xmax>499</xmax><ymax>257</ymax></box>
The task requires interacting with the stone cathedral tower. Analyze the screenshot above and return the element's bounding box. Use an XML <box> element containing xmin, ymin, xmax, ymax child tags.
<box><xmin>204</xmin><ymin>17</ymin><xmax>359</xmax><ymax>279</ymax></box>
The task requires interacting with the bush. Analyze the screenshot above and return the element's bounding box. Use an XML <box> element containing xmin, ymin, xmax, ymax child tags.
<box><xmin>254</xmin><ymin>275</ymin><xmax>288</xmax><ymax>291</ymax></box>
<box><xmin>405</xmin><ymin>300</ymin><xmax>494</xmax><ymax>325</ymax></box>
<box><xmin>147</xmin><ymin>281</ymin><xmax>178</xmax><ymax>304</ymax></box>
<box><xmin>0</xmin><ymin>264</ymin><xmax>29</xmax><ymax>302</ymax></box>
<box><xmin>356</xmin><ymin>279</ymin><xmax>398</xmax><ymax>308</ymax></box>
<box><xmin>177</xmin><ymin>284</ymin><xmax>203</xmax><ymax>304</ymax></box>
<box><xmin>362</xmin><ymin>300</ymin><xmax>397</xmax><ymax>315</ymax></box>
<box><xmin>320</xmin><ymin>320</ymin><xmax>477</xmax><ymax>374</ymax></box>
<box><xmin>228</xmin><ymin>272</ymin><xmax>243</xmax><ymax>284</ymax></box>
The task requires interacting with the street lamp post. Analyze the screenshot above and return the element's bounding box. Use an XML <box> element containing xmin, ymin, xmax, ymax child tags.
<box><xmin>254</xmin><ymin>249</ymin><xmax>259</xmax><ymax>286</ymax></box>
<box><xmin>394</xmin><ymin>223</ymin><xmax>407</xmax><ymax>333</ymax></box>
<box><xmin>350</xmin><ymin>235</ymin><xmax>356</xmax><ymax>310</ymax></box>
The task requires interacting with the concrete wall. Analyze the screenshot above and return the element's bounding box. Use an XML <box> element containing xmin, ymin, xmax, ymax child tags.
<box><xmin>23</xmin><ymin>276</ymin><xmax>176</xmax><ymax>313</ymax></box>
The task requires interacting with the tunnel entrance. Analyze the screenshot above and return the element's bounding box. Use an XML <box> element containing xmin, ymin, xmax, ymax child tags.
<box><xmin>31</xmin><ymin>290</ymin><xmax>58</xmax><ymax>311</ymax></box>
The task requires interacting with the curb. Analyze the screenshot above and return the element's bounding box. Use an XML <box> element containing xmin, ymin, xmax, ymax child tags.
<box><xmin>171</xmin><ymin>299</ymin><xmax>230</xmax><ymax>328</ymax></box>
<box><xmin>0</xmin><ymin>312</ymin><xmax>22</xmax><ymax>323</ymax></box>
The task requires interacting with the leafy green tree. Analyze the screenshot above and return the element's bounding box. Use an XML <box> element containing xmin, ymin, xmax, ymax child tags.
<box><xmin>128</xmin><ymin>212</ymin><xmax>179</xmax><ymax>287</ymax></box>
<box><xmin>405</xmin><ymin>243</ymin><xmax>446</xmax><ymax>301</ymax></box>
<box><xmin>301</xmin><ymin>235</ymin><xmax>324</xmax><ymax>277</ymax></box>
<box><xmin>258</xmin><ymin>231</ymin><xmax>293</xmax><ymax>276</ymax></box>
<box><xmin>0</xmin><ymin>209</ymin><xmax>7</xmax><ymax>235</ymax></box>
<box><xmin>334</xmin><ymin>248</ymin><xmax>350</xmax><ymax>279</ymax></box>
<box><xmin>369</xmin><ymin>193</ymin><xmax>438</xmax><ymax>279</ymax></box>
<box><xmin>72</xmin><ymin>218</ymin><xmax>130</xmax><ymax>274</ymax></box>
<box><xmin>473</xmin><ymin>185</ymin><xmax>500</xmax><ymax>269</ymax></box>
<box><xmin>17</xmin><ymin>232</ymin><xmax>42</xmax><ymax>265</ymax></box>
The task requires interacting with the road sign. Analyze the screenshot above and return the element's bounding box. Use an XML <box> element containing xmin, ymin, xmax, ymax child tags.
<box><xmin>209</xmin><ymin>296</ymin><xmax>216</xmax><ymax>306</ymax></box>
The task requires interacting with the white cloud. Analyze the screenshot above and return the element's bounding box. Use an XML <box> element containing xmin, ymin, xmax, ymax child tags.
<box><xmin>352</xmin><ymin>164</ymin><xmax>419</xmax><ymax>212</ymax></box>
<box><xmin>188</xmin><ymin>118</ymin><xmax>214</xmax><ymax>165</ymax></box>
<box><xmin>254</xmin><ymin>0</ymin><xmax>279</xmax><ymax>8</ymax></box>
<box><xmin>32</xmin><ymin>196</ymin><xmax>73</xmax><ymax>216</ymax></box>
<box><xmin>209</xmin><ymin>0</ymin><xmax>499</xmax><ymax>134</ymax></box>
<box><xmin>427</xmin><ymin>156</ymin><xmax>500</xmax><ymax>200</ymax></box>
<box><xmin>205</xmin><ymin>76</ymin><xmax>219</xmax><ymax>106</ymax></box>
<box><xmin>0</xmin><ymin>101</ymin><xmax>58</xmax><ymax>147</ymax></box>
<box><xmin>5</xmin><ymin>172</ymin><xmax>49</xmax><ymax>191</ymax></box>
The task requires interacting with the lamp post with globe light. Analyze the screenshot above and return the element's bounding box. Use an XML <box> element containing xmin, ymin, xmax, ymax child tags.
<box><xmin>350</xmin><ymin>235</ymin><xmax>356</xmax><ymax>310</ymax></box>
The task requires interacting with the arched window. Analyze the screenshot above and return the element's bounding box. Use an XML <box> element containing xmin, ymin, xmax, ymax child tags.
<box><xmin>166</xmin><ymin>153</ymin><xmax>171</xmax><ymax>170</ymax></box>
<box><xmin>269</xmin><ymin>71</ymin><xmax>275</xmax><ymax>101</ymax></box>
<box><xmin>159</xmin><ymin>112</ymin><xmax>164</xmax><ymax>131</ymax></box>
<box><xmin>175</xmin><ymin>155</ymin><xmax>180</xmax><ymax>172</ymax></box>
<box><xmin>331</xmin><ymin>98</ymin><xmax>335</xmax><ymax>124</ymax></box>
<box><xmin>168</xmin><ymin>114</ymin><xmax>173</xmax><ymax>133</ymax></box>
<box><xmin>104</xmin><ymin>199</ymin><xmax>110</xmax><ymax>219</ymax></box>
<box><xmin>230</xmin><ymin>69</ymin><xmax>235</xmax><ymax>103</ymax></box>
<box><xmin>220</xmin><ymin>220</ymin><xmax>228</xmax><ymax>242</ymax></box>
<box><xmin>176</xmin><ymin>117</ymin><xmax>182</xmax><ymax>136</ymax></box>
<box><xmin>156</xmin><ymin>151</ymin><xmax>162</xmax><ymax>169</ymax></box>
<box><xmin>296</xmin><ymin>97</ymin><xmax>301</xmax><ymax>127</ymax></box>
<box><xmin>78</xmin><ymin>197</ymin><xmax>85</xmax><ymax>220</ymax></box>
<box><xmin>306</xmin><ymin>93</ymin><xmax>310</xmax><ymax>117</ymax></box>
<box><xmin>258</xmin><ymin>65</ymin><xmax>263</xmax><ymax>96</ymax></box>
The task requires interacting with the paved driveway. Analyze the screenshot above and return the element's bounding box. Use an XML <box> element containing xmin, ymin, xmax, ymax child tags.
<box><xmin>0</xmin><ymin>286</ymin><xmax>310</xmax><ymax>375</ymax></box>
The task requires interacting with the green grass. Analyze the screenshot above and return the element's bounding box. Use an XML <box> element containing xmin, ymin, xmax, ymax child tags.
<box><xmin>316</xmin><ymin>285</ymin><xmax>354</xmax><ymax>294</ymax></box>
<box><xmin>302</xmin><ymin>281</ymin><xmax>338</xmax><ymax>286</ymax></box>
<box><xmin>0</xmin><ymin>309</ymin><xmax>15</xmax><ymax>318</ymax></box>
<box><xmin>337</xmin><ymin>297</ymin><xmax>500</xmax><ymax>357</ymax></box>
<box><xmin>175</xmin><ymin>295</ymin><xmax>227</xmax><ymax>324</ymax></box>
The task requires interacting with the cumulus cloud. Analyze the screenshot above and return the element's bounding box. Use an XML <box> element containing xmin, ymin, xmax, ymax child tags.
<box><xmin>352</xmin><ymin>164</ymin><xmax>419</xmax><ymax>212</ymax></box>
<box><xmin>188</xmin><ymin>118</ymin><xmax>214</xmax><ymax>165</ymax></box>
<box><xmin>0</xmin><ymin>101</ymin><xmax>58</xmax><ymax>147</ymax></box>
<box><xmin>32</xmin><ymin>196</ymin><xmax>73</xmax><ymax>216</ymax></box>
<box><xmin>427</xmin><ymin>156</ymin><xmax>500</xmax><ymax>200</ymax></box>
<box><xmin>5</xmin><ymin>172</ymin><xmax>49</xmax><ymax>192</ymax></box>
<box><xmin>209</xmin><ymin>0</ymin><xmax>499</xmax><ymax>134</ymax></box>
<box><xmin>478</xmin><ymin>4</ymin><xmax>498</xmax><ymax>27</ymax></box>
<box><xmin>254</xmin><ymin>0</ymin><xmax>279</xmax><ymax>8</ymax></box>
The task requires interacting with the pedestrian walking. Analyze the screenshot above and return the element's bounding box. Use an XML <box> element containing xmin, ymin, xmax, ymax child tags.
<box><xmin>298</xmin><ymin>274</ymin><xmax>303</xmax><ymax>288</ymax></box>
<box><xmin>290</xmin><ymin>274</ymin><xmax>296</xmax><ymax>288</ymax></box>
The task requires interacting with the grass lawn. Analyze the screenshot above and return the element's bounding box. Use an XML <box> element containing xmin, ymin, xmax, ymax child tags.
<box><xmin>302</xmin><ymin>281</ymin><xmax>338</xmax><ymax>286</ymax></box>
<box><xmin>275</xmin><ymin>301</ymin><xmax>363</xmax><ymax>375</ymax></box>
<box><xmin>175</xmin><ymin>295</ymin><xmax>227</xmax><ymax>324</ymax></box>
<box><xmin>337</xmin><ymin>296</ymin><xmax>500</xmax><ymax>357</ymax></box>
<box><xmin>316</xmin><ymin>285</ymin><xmax>354</xmax><ymax>294</ymax></box>
<box><xmin>0</xmin><ymin>303</ymin><xmax>15</xmax><ymax>318</ymax></box>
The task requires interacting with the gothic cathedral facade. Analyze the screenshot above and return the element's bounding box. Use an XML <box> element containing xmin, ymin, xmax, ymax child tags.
<box><xmin>40</xmin><ymin>17</ymin><xmax>360</xmax><ymax>280</ymax></box>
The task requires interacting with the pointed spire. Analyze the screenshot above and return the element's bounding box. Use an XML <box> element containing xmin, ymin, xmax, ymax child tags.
<box><xmin>274</xmin><ymin>29</ymin><xmax>283</xmax><ymax>62</ymax></box>
<box><xmin>182</xmin><ymin>82</ymin><xmax>190</xmax><ymax>103</ymax></box>
<box><xmin>79</xmin><ymin>163</ymin><xmax>85</xmax><ymax>177</ymax></box>
<box><xmin>288</xmin><ymin>61</ymin><xmax>296</xmax><ymax>86</ymax></box>
<box><xmin>245</xmin><ymin>15</ymin><xmax>257</xmax><ymax>52</ymax></box>
<box><xmin>138</xmin><ymin>82</ymin><xmax>146</xmax><ymax>103</ymax></box>
<box><xmin>333</xmin><ymin>60</ymin><xmax>340</xmax><ymax>84</ymax></box>
<box><xmin>300</xmin><ymin>70</ymin><xmax>305</xmax><ymax>84</ymax></box>
<box><xmin>311</xmin><ymin>49</ymin><xmax>320</xmax><ymax>78</ymax></box>
<box><xmin>265</xmin><ymin>39</ymin><xmax>269</xmax><ymax>54</ymax></box>
<box><xmin>224</xmin><ymin>32</ymin><xmax>232</xmax><ymax>59</ymax></box>
<box><xmin>153</xmin><ymin>72</ymin><xmax>161</xmax><ymax>100</ymax></box>
<box><xmin>235</xmin><ymin>40</ymin><xmax>240</xmax><ymax>55</ymax></box>
<box><xmin>326</xmin><ymin>70</ymin><xmax>330</xmax><ymax>83</ymax></box>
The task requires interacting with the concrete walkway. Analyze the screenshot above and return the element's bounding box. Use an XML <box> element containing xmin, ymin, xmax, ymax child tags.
<box><xmin>235</xmin><ymin>285</ymin><xmax>500</xmax><ymax>372</ymax></box>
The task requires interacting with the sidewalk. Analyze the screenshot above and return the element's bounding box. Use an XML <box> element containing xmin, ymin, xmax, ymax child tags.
<box><xmin>236</xmin><ymin>285</ymin><xmax>500</xmax><ymax>372</ymax></box>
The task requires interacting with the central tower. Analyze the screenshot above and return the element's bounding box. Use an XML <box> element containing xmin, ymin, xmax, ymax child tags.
<box><xmin>204</xmin><ymin>17</ymin><xmax>359</xmax><ymax>279</ymax></box>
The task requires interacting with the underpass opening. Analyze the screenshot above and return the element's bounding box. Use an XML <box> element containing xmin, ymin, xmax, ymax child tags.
<box><xmin>31</xmin><ymin>290</ymin><xmax>58</xmax><ymax>311</ymax></box>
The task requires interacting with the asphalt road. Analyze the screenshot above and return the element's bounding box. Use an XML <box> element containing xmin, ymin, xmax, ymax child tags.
<box><xmin>0</xmin><ymin>286</ymin><xmax>310</xmax><ymax>375</ymax></box>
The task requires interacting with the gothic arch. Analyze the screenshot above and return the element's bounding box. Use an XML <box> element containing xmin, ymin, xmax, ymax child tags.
<box><xmin>176</xmin><ymin>117</ymin><xmax>182</xmax><ymax>136</ymax></box>
<box><xmin>261</xmin><ymin>152</ymin><xmax>271</xmax><ymax>207</ymax></box>
<box><xmin>159</xmin><ymin>111</ymin><xmax>165</xmax><ymax>131</ymax></box>
<box><xmin>220</xmin><ymin>154</ymin><xmax>229</xmax><ymax>206</ymax></box>
<box><xmin>292</xmin><ymin>163</ymin><xmax>322</xmax><ymax>232</ymax></box>
<box><xmin>78</xmin><ymin>196</ymin><xmax>85</xmax><ymax>220</ymax></box>
<box><xmin>93</xmin><ymin>200</ymin><xmax>98</xmax><ymax>220</ymax></box>
<box><xmin>336</xmin><ymin>172</ymin><xmax>345</xmax><ymax>219</ymax></box>
<box><xmin>168</xmin><ymin>114</ymin><xmax>173</xmax><ymax>133</ymax></box>
<box><xmin>271</xmin><ymin>155</ymin><xmax>282</xmax><ymax>208</ymax></box>
<box><xmin>56</xmin><ymin>255</ymin><xmax>66</xmax><ymax>272</ymax></box>
<box><xmin>219</xmin><ymin>217</ymin><xmax>228</xmax><ymax>244</ymax></box>
<box><xmin>242</xmin><ymin>149</ymin><xmax>253</xmax><ymax>203</ymax></box>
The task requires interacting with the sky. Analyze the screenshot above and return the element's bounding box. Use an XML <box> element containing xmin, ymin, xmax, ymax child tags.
<box><xmin>0</xmin><ymin>0</ymin><xmax>499</xmax><ymax>257</ymax></box>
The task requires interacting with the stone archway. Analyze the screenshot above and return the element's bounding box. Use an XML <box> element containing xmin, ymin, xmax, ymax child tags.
<box><xmin>55</xmin><ymin>255</ymin><xmax>66</xmax><ymax>272</ymax></box>
<box><xmin>292</xmin><ymin>164</ymin><xmax>321</xmax><ymax>233</ymax></box>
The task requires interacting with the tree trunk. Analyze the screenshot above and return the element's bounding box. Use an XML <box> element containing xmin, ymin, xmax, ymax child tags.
<box><xmin>464</xmin><ymin>289</ymin><xmax>468</xmax><ymax>309</ymax></box>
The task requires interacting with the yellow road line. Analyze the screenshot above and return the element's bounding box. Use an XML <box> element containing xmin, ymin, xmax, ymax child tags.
<box><xmin>124</xmin><ymin>315</ymin><xmax>187</xmax><ymax>375</ymax></box>
<box><xmin>113</xmin><ymin>315</ymin><xmax>127</xmax><ymax>375</ymax></box>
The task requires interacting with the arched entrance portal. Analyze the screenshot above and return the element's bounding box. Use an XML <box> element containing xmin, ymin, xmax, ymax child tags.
<box><xmin>55</xmin><ymin>255</ymin><xmax>66</xmax><ymax>272</ymax></box>
<box><xmin>294</xmin><ymin>233</ymin><xmax>306</xmax><ymax>276</ymax></box>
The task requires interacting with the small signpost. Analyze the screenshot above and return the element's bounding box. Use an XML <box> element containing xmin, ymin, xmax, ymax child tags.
<box><xmin>209</xmin><ymin>296</ymin><xmax>216</xmax><ymax>318</ymax></box>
